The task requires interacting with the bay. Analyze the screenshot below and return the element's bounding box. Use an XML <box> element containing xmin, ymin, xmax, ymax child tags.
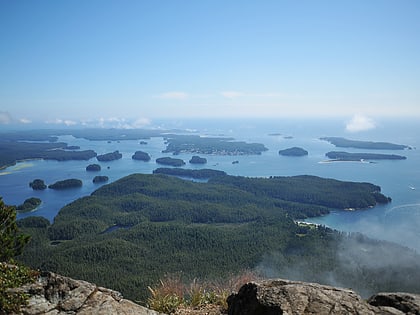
<box><xmin>1</xmin><ymin>118</ymin><xmax>419</xmax><ymax>252</ymax></box>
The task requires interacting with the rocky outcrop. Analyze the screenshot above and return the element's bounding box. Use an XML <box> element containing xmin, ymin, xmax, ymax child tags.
<box><xmin>12</xmin><ymin>271</ymin><xmax>161</xmax><ymax>315</ymax></box>
<box><xmin>227</xmin><ymin>279</ymin><xmax>420</xmax><ymax>315</ymax></box>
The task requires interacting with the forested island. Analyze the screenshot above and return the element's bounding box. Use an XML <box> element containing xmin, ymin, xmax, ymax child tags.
<box><xmin>189</xmin><ymin>155</ymin><xmax>207</xmax><ymax>164</ymax></box>
<box><xmin>96</xmin><ymin>151</ymin><xmax>122</xmax><ymax>162</ymax></box>
<box><xmin>156</xmin><ymin>157</ymin><xmax>186</xmax><ymax>167</ymax></box>
<box><xmin>86</xmin><ymin>164</ymin><xmax>101</xmax><ymax>171</ymax></box>
<box><xmin>325</xmin><ymin>151</ymin><xmax>407</xmax><ymax>161</ymax></box>
<box><xmin>153</xmin><ymin>167</ymin><xmax>226</xmax><ymax>179</ymax></box>
<box><xmin>279</xmin><ymin>147</ymin><xmax>308</xmax><ymax>156</ymax></box>
<box><xmin>132</xmin><ymin>151</ymin><xmax>151</xmax><ymax>161</ymax></box>
<box><xmin>29</xmin><ymin>179</ymin><xmax>47</xmax><ymax>190</ymax></box>
<box><xmin>162</xmin><ymin>134</ymin><xmax>268</xmax><ymax>155</ymax></box>
<box><xmin>16</xmin><ymin>197</ymin><xmax>41</xmax><ymax>212</ymax></box>
<box><xmin>321</xmin><ymin>137</ymin><xmax>409</xmax><ymax>150</ymax></box>
<box><xmin>48</xmin><ymin>179</ymin><xmax>83</xmax><ymax>190</ymax></box>
<box><xmin>16</xmin><ymin>173</ymin><xmax>415</xmax><ymax>304</ymax></box>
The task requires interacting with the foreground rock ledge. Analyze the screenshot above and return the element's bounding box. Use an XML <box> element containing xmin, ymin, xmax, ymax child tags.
<box><xmin>12</xmin><ymin>271</ymin><xmax>162</xmax><ymax>315</ymax></box>
<box><xmin>227</xmin><ymin>279</ymin><xmax>420</xmax><ymax>315</ymax></box>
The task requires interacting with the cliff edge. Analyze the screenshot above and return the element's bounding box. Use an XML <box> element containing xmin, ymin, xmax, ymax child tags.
<box><xmin>10</xmin><ymin>273</ymin><xmax>420</xmax><ymax>315</ymax></box>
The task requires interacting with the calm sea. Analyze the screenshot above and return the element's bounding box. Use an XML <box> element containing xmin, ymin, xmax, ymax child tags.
<box><xmin>1</xmin><ymin>118</ymin><xmax>419</xmax><ymax>251</ymax></box>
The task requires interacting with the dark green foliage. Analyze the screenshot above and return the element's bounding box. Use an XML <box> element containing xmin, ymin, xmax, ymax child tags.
<box><xmin>209</xmin><ymin>175</ymin><xmax>388</xmax><ymax>210</ymax></box>
<box><xmin>320</xmin><ymin>137</ymin><xmax>408</xmax><ymax>150</ymax></box>
<box><xmin>16</xmin><ymin>198</ymin><xmax>41</xmax><ymax>212</ymax></box>
<box><xmin>93</xmin><ymin>176</ymin><xmax>109</xmax><ymax>183</ymax></box>
<box><xmin>278</xmin><ymin>147</ymin><xmax>308</xmax><ymax>156</ymax></box>
<box><xmin>153</xmin><ymin>168</ymin><xmax>226</xmax><ymax>179</ymax></box>
<box><xmin>0</xmin><ymin>198</ymin><xmax>30</xmax><ymax>262</ymax></box>
<box><xmin>16</xmin><ymin>173</ymin><xmax>412</xmax><ymax>303</ymax></box>
<box><xmin>97</xmin><ymin>150</ymin><xmax>123</xmax><ymax>161</ymax></box>
<box><xmin>189</xmin><ymin>156</ymin><xmax>207</xmax><ymax>164</ymax></box>
<box><xmin>132</xmin><ymin>151</ymin><xmax>151</xmax><ymax>161</ymax></box>
<box><xmin>156</xmin><ymin>157</ymin><xmax>186</xmax><ymax>167</ymax></box>
<box><xmin>326</xmin><ymin>151</ymin><xmax>406</xmax><ymax>161</ymax></box>
<box><xmin>17</xmin><ymin>216</ymin><xmax>50</xmax><ymax>229</ymax></box>
<box><xmin>86</xmin><ymin>164</ymin><xmax>101</xmax><ymax>171</ymax></box>
<box><xmin>48</xmin><ymin>179</ymin><xmax>83</xmax><ymax>190</ymax></box>
<box><xmin>0</xmin><ymin>262</ymin><xmax>38</xmax><ymax>314</ymax></box>
<box><xmin>29</xmin><ymin>179</ymin><xmax>47</xmax><ymax>190</ymax></box>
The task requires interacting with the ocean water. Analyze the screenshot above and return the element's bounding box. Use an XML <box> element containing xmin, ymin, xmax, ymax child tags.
<box><xmin>1</xmin><ymin>118</ymin><xmax>419</xmax><ymax>252</ymax></box>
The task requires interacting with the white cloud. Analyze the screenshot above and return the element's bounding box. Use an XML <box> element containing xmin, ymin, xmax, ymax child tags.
<box><xmin>46</xmin><ymin>118</ymin><xmax>78</xmax><ymax>126</ymax></box>
<box><xmin>19</xmin><ymin>118</ymin><xmax>32</xmax><ymax>124</ymax></box>
<box><xmin>345</xmin><ymin>114</ymin><xmax>376</xmax><ymax>132</ymax></box>
<box><xmin>221</xmin><ymin>91</ymin><xmax>244</xmax><ymax>99</ymax></box>
<box><xmin>0</xmin><ymin>111</ymin><xmax>12</xmax><ymax>124</ymax></box>
<box><xmin>156</xmin><ymin>92</ymin><xmax>189</xmax><ymax>100</ymax></box>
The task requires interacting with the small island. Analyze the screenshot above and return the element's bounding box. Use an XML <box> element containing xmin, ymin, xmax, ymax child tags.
<box><xmin>16</xmin><ymin>197</ymin><xmax>42</xmax><ymax>212</ymax></box>
<box><xmin>97</xmin><ymin>151</ymin><xmax>123</xmax><ymax>162</ymax></box>
<box><xmin>156</xmin><ymin>157</ymin><xmax>186</xmax><ymax>167</ymax></box>
<box><xmin>325</xmin><ymin>151</ymin><xmax>407</xmax><ymax>161</ymax></box>
<box><xmin>153</xmin><ymin>168</ymin><xmax>226</xmax><ymax>179</ymax></box>
<box><xmin>132</xmin><ymin>151</ymin><xmax>151</xmax><ymax>161</ymax></box>
<box><xmin>279</xmin><ymin>147</ymin><xmax>308</xmax><ymax>157</ymax></box>
<box><xmin>48</xmin><ymin>179</ymin><xmax>83</xmax><ymax>190</ymax></box>
<box><xmin>139</xmin><ymin>141</ymin><xmax>148</xmax><ymax>145</ymax></box>
<box><xmin>86</xmin><ymin>164</ymin><xmax>101</xmax><ymax>171</ymax></box>
<box><xmin>93</xmin><ymin>175</ymin><xmax>109</xmax><ymax>183</ymax></box>
<box><xmin>320</xmin><ymin>137</ymin><xmax>409</xmax><ymax>150</ymax></box>
<box><xmin>29</xmin><ymin>179</ymin><xmax>47</xmax><ymax>190</ymax></box>
<box><xmin>189</xmin><ymin>156</ymin><xmax>207</xmax><ymax>164</ymax></box>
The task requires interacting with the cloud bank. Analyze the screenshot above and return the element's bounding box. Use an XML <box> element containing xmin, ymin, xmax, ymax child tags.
<box><xmin>346</xmin><ymin>115</ymin><xmax>376</xmax><ymax>132</ymax></box>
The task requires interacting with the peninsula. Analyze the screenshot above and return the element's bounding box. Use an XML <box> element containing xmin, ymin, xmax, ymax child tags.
<box><xmin>162</xmin><ymin>134</ymin><xmax>268</xmax><ymax>155</ymax></box>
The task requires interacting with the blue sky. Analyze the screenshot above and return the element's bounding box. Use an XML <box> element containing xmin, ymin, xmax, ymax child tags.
<box><xmin>0</xmin><ymin>0</ymin><xmax>419</xmax><ymax>128</ymax></box>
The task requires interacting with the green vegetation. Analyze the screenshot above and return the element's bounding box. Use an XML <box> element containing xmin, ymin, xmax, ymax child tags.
<box><xmin>0</xmin><ymin>140</ymin><xmax>97</xmax><ymax>169</ymax></box>
<box><xmin>132</xmin><ymin>151</ymin><xmax>151</xmax><ymax>161</ymax></box>
<box><xmin>15</xmin><ymin>173</ymin><xmax>418</xmax><ymax>304</ymax></box>
<box><xmin>93</xmin><ymin>175</ymin><xmax>109</xmax><ymax>183</ymax></box>
<box><xmin>153</xmin><ymin>168</ymin><xmax>226</xmax><ymax>179</ymax></box>
<box><xmin>48</xmin><ymin>179</ymin><xmax>83</xmax><ymax>190</ymax></box>
<box><xmin>29</xmin><ymin>179</ymin><xmax>47</xmax><ymax>190</ymax></box>
<box><xmin>147</xmin><ymin>272</ymin><xmax>255</xmax><ymax>313</ymax></box>
<box><xmin>86</xmin><ymin>164</ymin><xmax>101</xmax><ymax>171</ymax></box>
<box><xmin>326</xmin><ymin>151</ymin><xmax>406</xmax><ymax>161</ymax></box>
<box><xmin>321</xmin><ymin>137</ymin><xmax>409</xmax><ymax>150</ymax></box>
<box><xmin>0</xmin><ymin>198</ymin><xmax>31</xmax><ymax>262</ymax></box>
<box><xmin>97</xmin><ymin>150</ymin><xmax>123</xmax><ymax>162</ymax></box>
<box><xmin>278</xmin><ymin>147</ymin><xmax>308</xmax><ymax>156</ymax></box>
<box><xmin>0</xmin><ymin>199</ymin><xmax>36</xmax><ymax>314</ymax></box>
<box><xmin>156</xmin><ymin>157</ymin><xmax>186</xmax><ymax>167</ymax></box>
<box><xmin>16</xmin><ymin>198</ymin><xmax>41</xmax><ymax>212</ymax></box>
<box><xmin>162</xmin><ymin>135</ymin><xmax>268</xmax><ymax>155</ymax></box>
<box><xmin>189</xmin><ymin>156</ymin><xmax>207</xmax><ymax>164</ymax></box>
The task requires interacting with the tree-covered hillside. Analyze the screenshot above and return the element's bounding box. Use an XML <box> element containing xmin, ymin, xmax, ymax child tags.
<box><xmin>16</xmin><ymin>174</ymin><xmax>420</xmax><ymax>302</ymax></box>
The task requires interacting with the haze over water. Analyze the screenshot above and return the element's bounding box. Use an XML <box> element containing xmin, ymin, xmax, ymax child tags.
<box><xmin>1</xmin><ymin>118</ymin><xmax>419</xmax><ymax>252</ymax></box>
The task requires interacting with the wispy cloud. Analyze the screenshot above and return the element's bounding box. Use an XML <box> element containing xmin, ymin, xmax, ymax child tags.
<box><xmin>19</xmin><ymin>118</ymin><xmax>32</xmax><ymax>124</ymax></box>
<box><xmin>156</xmin><ymin>91</ymin><xmax>189</xmax><ymax>100</ymax></box>
<box><xmin>346</xmin><ymin>114</ymin><xmax>376</xmax><ymax>132</ymax></box>
<box><xmin>46</xmin><ymin>119</ymin><xmax>78</xmax><ymax>126</ymax></box>
<box><xmin>221</xmin><ymin>91</ymin><xmax>244</xmax><ymax>99</ymax></box>
<box><xmin>0</xmin><ymin>111</ymin><xmax>12</xmax><ymax>124</ymax></box>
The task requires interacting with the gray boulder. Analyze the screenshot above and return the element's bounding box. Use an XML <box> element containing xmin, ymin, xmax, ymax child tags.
<box><xmin>12</xmin><ymin>271</ymin><xmax>162</xmax><ymax>315</ymax></box>
<box><xmin>227</xmin><ymin>279</ymin><xmax>420</xmax><ymax>315</ymax></box>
